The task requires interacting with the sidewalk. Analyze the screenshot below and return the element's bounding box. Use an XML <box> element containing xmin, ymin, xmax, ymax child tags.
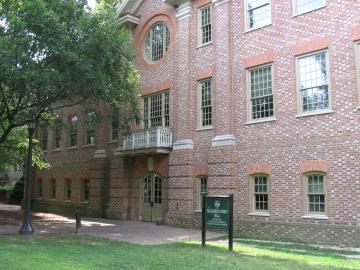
<box><xmin>0</xmin><ymin>204</ymin><xmax>223</xmax><ymax>245</ymax></box>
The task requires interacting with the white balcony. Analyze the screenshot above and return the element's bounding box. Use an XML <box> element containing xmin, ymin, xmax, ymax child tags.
<box><xmin>123</xmin><ymin>127</ymin><xmax>172</xmax><ymax>154</ymax></box>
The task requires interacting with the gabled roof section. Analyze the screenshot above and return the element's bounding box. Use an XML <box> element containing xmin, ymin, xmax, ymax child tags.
<box><xmin>116</xmin><ymin>0</ymin><xmax>144</xmax><ymax>16</ymax></box>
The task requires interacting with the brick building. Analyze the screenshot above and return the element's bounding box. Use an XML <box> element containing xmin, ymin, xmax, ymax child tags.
<box><xmin>33</xmin><ymin>0</ymin><xmax>360</xmax><ymax>245</ymax></box>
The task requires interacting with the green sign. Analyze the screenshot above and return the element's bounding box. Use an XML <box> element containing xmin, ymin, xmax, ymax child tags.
<box><xmin>204</xmin><ymin>197</ymin><xmax>229</xmax><ymax>231</ymax></box>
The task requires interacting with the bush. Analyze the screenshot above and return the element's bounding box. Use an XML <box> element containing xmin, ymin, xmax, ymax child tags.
<box><xmin>8</xmin><ymin>177</ymin><xmax>24</xmax><ymax>205</ymax></box>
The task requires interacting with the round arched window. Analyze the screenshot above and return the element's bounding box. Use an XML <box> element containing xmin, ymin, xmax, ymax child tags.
<box><xmin>143</xmin><ymin>22</ymin><xmax>170</xmax><ymax>63</ymax></box>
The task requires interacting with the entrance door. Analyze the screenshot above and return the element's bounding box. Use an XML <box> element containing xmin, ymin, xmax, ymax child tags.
<box><xmin>141</xmin><ymin>173</ymin><xmax>163</xmax><ymax>222</ymax></box>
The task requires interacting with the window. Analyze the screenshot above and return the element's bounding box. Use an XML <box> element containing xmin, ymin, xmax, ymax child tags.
<box><xmin>37</xmin><ymin>179</ymin><xmax>43</xmax><ymax>198</ymax></box>
<box><xmin>111</xmin><ymin>108</ymin><xmax>119</xmax><ymax>141</ymax></box>
<box><xmin>248</xmin><ymin>65</ymin><xmax>274</xmax><ymax>121</ymax></box>
<box><xmin>294</xmin><ymin>0</ymin><xmax>325</xmax><ymax>15</ymax></box>
<box><xmin>69</xmin><ymin>116</ymin><xmax>78</xmax><ymax>147</ymax></box>
<box><xmin>199</xmin><ymin>79</ymin><xmax>212</xmax><ymax>128</ymax></box>
<box><xmin>85</xmin><ymin>111</ymin><xmax>96</xmax><ymax>145</ymax></box>
<box><xmin>297</xmin><ymin>51</ymin><xmax>330</xmax><ymax>114</ymax></box>
<box><xmin>40</xmin><ymin>124</ymin><xmax>48</xmax><ymax>151</ymax></box>
<box><xmin>245</xmin><ymin>0</ymin><xmax>271</xmax><ymax>30</ymax></box>
<box><xmin>195</xmin><ymin>177</ymin><xmax>208</xmax><ymax>210</ymax></box>
<box><xmin>53</xmin><ymin>119</ymin><xmax>62</xmax><ymax>149</ymax></box>
<box><xmin>251</xmin><ymin>176</ymin><xmax>268</xmax><ymax>212</ymax></box>
<box><xmin>50</xmin><ymin>179</ymin><xmax>56</xmax><ymax>200</ymax></box>
<box><xmin>65</xmin><ymin>179</ymin><xmax>71</xmax><ymax>201</ymax></box>
<box><xmin>144</xmin><ymin>22</ymin><xmax>170</xmax><ymax>63</ymax></box>
<box><xmin>198</xmin><ymin>5</ymin><xmax>212</xmax><ymax>46</ymax></box>
<box><xmin>143</xmin><ymin>91</ymin><xmax>170</xmax><ymax>128</ymax></box>
<box><xmin>306</xmin><ymin>174</ymin><xmax>326</xmax><ymax>215</ymax></box>
<box><xmin>82</xmin><ymin>179</ymin><xmax>90</xmax><ymax>202</ymax></box>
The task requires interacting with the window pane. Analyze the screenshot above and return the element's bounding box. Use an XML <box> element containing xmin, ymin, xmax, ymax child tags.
<box><xmin>200</xmin><ymin>6</ymin><xmax>212</xmax><ymax>44</ymax></box>
<box><xmin>296</xmin><ymin>0</ymin><xmax>325</xmax><ymax>14</ymax></box>
<box><xmin>144</xmin><ymin>23</ymin><xmax>170</xmax><ymax>63</ymax></box>
<box><xmin>69</xmin><ymin>116</ymin><xmax>78</xmax><ymax>147</ymax></box>
<box><xmin>299</xmin><ymin>52</ymin><xmax>329</xmax><ymax>112</ymax></box>
<box><xmin>54</xmin><ymin>120</ymin><xmax>62</xmax><ymax>149</ymax></box>
<box><xmin>200</xmin><ymin>80</ymin><xmax>212</xmax><ymax>127</ymax></box>
<box><xmin>111</xmin><ymin>109</ymin><xmax>119</xmax><ymax>141</ymax></box>
<box><xmin>247</xmin><ymin>0</ymin><xmax>271</xmax><ymax>29</ymax></box>
<box><xmin>143</xmin><ymin>92</ymin><xmax>170</xmax><ymax>128</ymax></box>
<box><xmin>40</xmin><ymin>124</ymin><xmax>48</xmax><ymax>150</ymax></box>
<box><xmin>250</xmin><ymin>65</ymin><xmax>273</xmax><ymax>120</ymax></box>
<box><xmin>86</xmin><ymin>112</ymin><xmax>96</xmax><ymax>145</ymax></box>
<box><xmin>254</xmin><ymin>176</ymin><xmax>268</xmax><ymax>211</ymax></box>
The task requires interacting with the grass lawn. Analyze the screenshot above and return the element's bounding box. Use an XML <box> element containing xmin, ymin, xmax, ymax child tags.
<box><xmin>0</xmin><ymin>234</ymin><xmax>359</xmax><ymax>270</ymax></box>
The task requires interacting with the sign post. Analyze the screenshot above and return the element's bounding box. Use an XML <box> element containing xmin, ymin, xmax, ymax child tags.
<box><xmin>202</xmin><ymin>194</ymin><xmax>234</xmax><ymax>251</ymax></box>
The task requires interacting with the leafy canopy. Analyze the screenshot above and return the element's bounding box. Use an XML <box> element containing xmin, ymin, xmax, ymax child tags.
<box><xmin>0</xmin><ymin>0</ymin><xmax>140</xmax><ymax>145</ymax></box>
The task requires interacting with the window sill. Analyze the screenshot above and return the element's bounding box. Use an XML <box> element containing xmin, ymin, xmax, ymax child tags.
<box><xmin>243</xmin><ymin>23</ymin><xmax>272</xmax><ymax>34</ymax></box>
<box><xmin>66</xmin><ymin>146</ymin><xmax>77</xmax><ymax>150</ymax></box>
<box><xmin>292</xmin><ymin>5</ymin><xmax>327</xmax><ymax>18</ymax></box>
<box><xmin>356</xmin><ymin>106</ymin><xmax>360</xmax><ymax>111</ymax></box>
<box><xmin>301</xmin><ymin>215</ymin><xmax>329</xmax><ymax>220</ymax></box>
<box><xmin>245</xmin><ymin>118</ymin><xmax>276</xmax><ymax>125</ymax></box>
<box><xmin>195</xmin><ymin>126</ymin><xmax>213</xmax><ymax>132</ymax></box>
<box><xmin>107</xmin><ymin>140</ymin><xmax>118</xmax><ymax>144</ymax></box>
<box><xmin>36</xmin><ymin>197</ymin><xmax>43</xmax><ymax>200</ymax></box>
<box><xmin>295</xmin><ymin>109</ymin><xmax>333</xmax><ymax>118</ymax></box>
<box><xmin>248</xmin><ymin>212</ymin><xmax>270</xmax><ymax>217</ymax></box>
<box><xmin>82</xmin><ymin>144</ymin><xmax>95</xmax><ymax>148</ymax></box>
<box><xmin>194</xmin><ymin>209</ymin><xmax>202</xmax><ymax>213</ymax></box>
<box><xmin>197</xmin><ymin>41</ymin><xmax>213</xmax><ymax>49</ymax></box>
<box><xmin>52</xmin><ymin>149</ymin><xmax>62</xmax><ymax>152</ymax></box>
<box><xmin>64</xmin><ymin>200</ymin><xmax>72</xmax><ymax>203</ymax></box>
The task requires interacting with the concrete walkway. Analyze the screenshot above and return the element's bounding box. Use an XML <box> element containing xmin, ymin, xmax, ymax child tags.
<box><xmin>0</xmin><ymin>204</ymin><xmax>223</xmax><ymax>245</ymax></box>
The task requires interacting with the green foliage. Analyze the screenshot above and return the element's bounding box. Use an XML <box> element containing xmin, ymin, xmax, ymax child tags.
<box><xmin>7</xmin><ymin>176</ymin><xmax>24</xmax><ymax>204</ymax></box>
<box><xmin>0</xmin><ymin>0</ymin><xmax>140</xmax><ymax>145</ymax></box>
<box><xmin>0</xmin><ymin>126</ymin><xmax>49</xmax><ymax>171</ymax></box>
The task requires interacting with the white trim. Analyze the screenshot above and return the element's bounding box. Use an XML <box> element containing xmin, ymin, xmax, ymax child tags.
<box><xmin>211</xmin><ymin>134</ymin><xmax>236</xmax><ymax>147</ymax></box>
<box><xmin>245</xmin><ymin>118</ymin><xmax>276</xmax><ymax>125</ymax></box>
<box><xmin>198</xmin><ymin>4</ymin><xmax>212</xmax><ymax>47</ymax></box>
<box><xmin>118</xmin><ymin>14</ymin><xmax>140</xmax><ymax>26</ymax></box>
<box><xmin>248</xmin><ymin>212</ymin><xmax>270</xmax><ymax>217</ymax></box>
<box><xmin>295</xmin><ymin>50</ymin><xmax>332</xmax><ymax>115</ymax></box>
<box><xmin>195</xmin><ymin>126</ymin><xmax>214</xmax><ymax>132</ymax></box>
<box><xmin>212</xmin><ymin>0</ymin><xmax>231</xmax><ymax>7</ymax></box>
<box><xmin>173</xmin><ymin>139</ymin><xmax>194</xmax><ymax>150</ymax></box>
<box><xmin>176</xmin><ymin>2</ymin><xmax>193</xmax><ymax>21</ymax></box>
<box><xmin>243</xmin><ymin>23</ymin><xmax>272</xmax><ymax>34</ymax></box>
<box><xmin>292</xmin><ymin>0</ymin><xmax>326</xmax><ymax>17</ymax></box>
<box><xmin>301</xmin><ymin>215</ymin><xmax>329</xmax><ymax>220</ymax></box>
<box><xmin>93</xmin><ymin>149</ymin><xmax>107</xmax><ymax>158</ymax></box>
<box><xmin>246</xmin><ymin>63</ymin><xmax>275</xmax><ymax>122</ymax></box>
<box><xmin>198</xmin><ymin>78</ymin><xmax>213</xmax><ymax>129</ymax></box>
<box><xmin>295</xmin><ymin>109</ymin><xmax>333</xmax><ymax>118</ymax></box>
<box><xmin>244</xmin><ymin>0</ymin><xmax>272</xmax><ymax>32</ymax></box>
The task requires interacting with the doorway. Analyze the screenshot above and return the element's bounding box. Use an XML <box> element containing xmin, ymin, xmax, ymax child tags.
<box><xmin>141</xmin><ymin>172</ymin><xmax>163</xmax><ymax>222</ymax></box>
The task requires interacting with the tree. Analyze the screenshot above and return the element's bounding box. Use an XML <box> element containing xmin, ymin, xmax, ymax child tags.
<box><xmin>0</xmin><ymin>126</ymin><xmax>49</xmax><ymax>172</ymax></box>
<box><xmin>0</xmin><ymin>0</ymin><xmax>140</xmax><ymax>145</ymax></box>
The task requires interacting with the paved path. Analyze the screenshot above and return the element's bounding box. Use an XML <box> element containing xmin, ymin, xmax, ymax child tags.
<box><xmin>0</xmin><ymin>204</ymin><xmax>223</xmax><ymax>245</ymax></box>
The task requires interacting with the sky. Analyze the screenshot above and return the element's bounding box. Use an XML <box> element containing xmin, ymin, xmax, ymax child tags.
<box><xmin>87</xmin><ymin>0</ymin><xmax>96</xmax><ymax>9</ymax></box>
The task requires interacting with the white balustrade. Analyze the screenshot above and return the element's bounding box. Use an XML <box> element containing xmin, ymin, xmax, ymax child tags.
<box><xmin>123</xmin><ymin>127</ymin><xmax>172</xmax><ymax>151</ymax></box>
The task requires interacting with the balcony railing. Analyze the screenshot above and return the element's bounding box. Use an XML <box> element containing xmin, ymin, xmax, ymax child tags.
<box><xmin>123</xmin><ymin>127</ymin><xmax>172</xmax><ymax>152</ymax></box>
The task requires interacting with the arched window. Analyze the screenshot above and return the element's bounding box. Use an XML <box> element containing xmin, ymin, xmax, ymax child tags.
<box><xmin>144</xmin><ymin>22</ymin><xmax>170</xmax><ymax>63</ymax></box>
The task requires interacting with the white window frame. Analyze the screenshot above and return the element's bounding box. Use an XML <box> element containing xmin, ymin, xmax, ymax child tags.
<box><xmin>198</xmin><ymin>79</ymin><xmax>213</xmax><ymax>129</ymax></box>
<box><xmin>68</xmin><ymin>115</ymin><xmax>78</xmax><ymax>148</ymax></box>
<box><xmin>142</xmin><ymin>91</ymin><xmax>170</xmax><ymax>129</ymax></box>
<box><xmin>198</xmin><ymin>4</ymin><xmax>212</xmax><ymax>47</ymax></box>
<box><xmin>85</xmin><ymin>111</ymin><xmax>96</xmax><ymax>146</ymax></box>
<box><xmin>293</xmin><ymin>0</ymin><xmax>326</xmax><ymax>16</ymax></box>
<box><xmin>143</xmin><ymin>22</ymin><xmax>170</xmax><ymax>63</ymax></box>
<box><xmin>302</xmin><ymin>173</ymin><xmax>328</xmax><ymax>219</ymax></box>
<box><xmin>249</xmin><ymin>175</ymin><xmax>270</xmax><ymax>215</ymax></box>
<box><xmin>195</xmin><ymin>176</ymin><xmax>208</xmax><ymax>211</ymax></box>
<box><xmin>355</xmin><ymin>41</ymin><xmax>360</xmax><ymax>108</ymax></box>
<box><xmin>244</xmin><ymin>0</ymin><xmax>272</xmax><ymax>31</ymax></box>
<box><xmin>295</xmin><ymin>50</ymin><xmax>332</xmax><ymax>116</ymax></box>
<box><xmin>246</xmin><ymin>64</ymin><xmax>275</xmax><ymax>123</ymax></box>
